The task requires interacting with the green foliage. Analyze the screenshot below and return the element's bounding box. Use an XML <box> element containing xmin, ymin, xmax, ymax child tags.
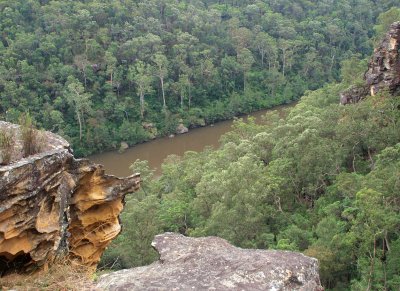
<box><xmin>118</xmin><ymin>120</ymin><xmax>150</xmax><ymax>146</ymax></box>
<box><xmin>374</xmin><ymin>7</ymin><xmax>400</xmax><ymax>42</ymax></box>
<box><xmin>340</xmin><ymin>56</ymin><xmax>369</xmax><ymax>85</ymax></box>
<box><xmin>0</xmin><ymin>128</ymin><xmax>15</xmax><ymax>164</ymax></box>
<box><xmin>2</xmin><ymin>1</ymin><xmax>400</xmax><ymax>289</ymax></box>
<box><xmin>100</xmin><ymin>194</ymin><xmax>162</xmax><ymax>269</ymax></box>
<box><xmin>1</xmin><ymin>0</ymin><xmax>398</xmax><ymax>155</ymax></box>
<box><xmin>110</xmin><ymin>83</ymin><xmax>400</xmax><ymax>290</ymax></box>
<box><xmin>19</xmin><ymin>113</ymin><xmax>44</xmax><ymax>157</ymax></box>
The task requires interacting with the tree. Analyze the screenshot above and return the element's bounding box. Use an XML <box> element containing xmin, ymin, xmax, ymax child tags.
<box><xmin>152</xmin><ymin>53</ymin><xmax>169</xmax><ymax>108</ymax></box>
<box><xmin>237</xmin><ymin>48</ymin><xmax>255</xmax><ymax>91</ymax></box>
<box><xmin>64</xmin><ymin>77</ymin><xmax>92</xmax><ymax>142</ymax></box>
<box><xmin>253</xmin><ymin>32</ymin><xmax>276</xmax><ymax>68</ymax></box>
<box><xmin>278</xmin><ymin>39</ymin><xmax>293</xmax><ymax>77</ymax></box>
<box><xmin>73</xmin><ymin>54</ymin><xmax>90</xmax><ymax>88</ymax></box>
<box><xmin>105</xmin><ymin>50</ymin><xmax>117</xmax><ymax>86</ymax></box>
<box><xmin>130</xmin><ymin>62</ymin><xmax>152</xmax><ymax>119</ymax></box>
<box><xmin>374</xmin><ymin>8</ymin><xmax>400</xmax><ymax>42</ymax></box>
<box><xmin>177</xmin><ymin>73</ymin><xmax>189</xmax><ymax>108</ymax></box>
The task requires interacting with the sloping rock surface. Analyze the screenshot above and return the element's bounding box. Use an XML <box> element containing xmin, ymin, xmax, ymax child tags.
<box><xmin>340</xmin><ymin>21</ymin><xmax>400</xmax><ymax>104</ymax></box>
<box><xmin>97</xmin><ymin>233</ymin><xmax>323</xmax><ymax>291</ymax></box>
<box><xmin>0</xmin><ymin>121</ymin><xmax>140</xmax><ymax>273</ymax></box>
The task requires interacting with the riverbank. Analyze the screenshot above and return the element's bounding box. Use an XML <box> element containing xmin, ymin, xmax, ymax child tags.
<box><xmin>90</xmin><ymin>102</ymin><xmax>296</xmax><ymax>177</ymax></box>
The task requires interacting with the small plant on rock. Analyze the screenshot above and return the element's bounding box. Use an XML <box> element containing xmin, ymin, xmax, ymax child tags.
<box><xmin>0</xmin><ymin>129</ymin><xmax>15</xmax><ymax>164</ymax></box>
<box><xmin>19</xmin><ymin>113</ymin><xmax>44</xmax><ymax>158</ymax></box>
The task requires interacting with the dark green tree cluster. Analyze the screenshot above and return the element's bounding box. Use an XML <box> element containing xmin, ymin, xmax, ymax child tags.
<box><xmin>1</xmin><ymin>0</ymin><xmax>398</xmax><ymax>155</ymax></box>
<box><xmin>103</xmin><ymin>73</ymin><xmax>400</xmax><ymax>289</ymax></box>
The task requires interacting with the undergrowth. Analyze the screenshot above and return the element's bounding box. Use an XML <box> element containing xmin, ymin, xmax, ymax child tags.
<box><xmin>0</xmin><ymin>259</ymin><xmax>95</xmax><ymax>291</ymax></box>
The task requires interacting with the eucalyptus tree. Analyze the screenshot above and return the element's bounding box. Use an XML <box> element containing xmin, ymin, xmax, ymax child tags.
<box><xmin>152</xmin><ymin>53</ymin><xmax>169</xmax><ymax>108</ymax></box>
<box><xmin>64</xmin><ymin>77</ymin><xmax>92</xmax><ymax>142</ymax></box>
<box><xmin>237</xmin><ymin>48</ymin><xmax>255</xmax><ymax>92</ymax></box>
<box><xmin>130</xmin><ymin>62</ymin><xmax>153</xmax><ymax>119</ymax></box>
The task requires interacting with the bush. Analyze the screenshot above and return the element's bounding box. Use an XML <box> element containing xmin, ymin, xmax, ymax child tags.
<box><xmin>118</xmin><ymin>120</ymin><xmax>150</xmax><ymax>145</ymax></box>
<box><xmin>0</xmin><ymin>129</ymin><xmax>15</xmax><ymax>164</ymax></box>
<box><xmin>19</xmin><ymin>113</ymin><xmax>44</xmax><ymax>158</ymax></box>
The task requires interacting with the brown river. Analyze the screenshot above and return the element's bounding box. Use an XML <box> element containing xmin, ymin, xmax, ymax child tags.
<box><xmin>90</xmin><ymin>104</ymin><xmax>294</xmax><ymax>177</ymax></box>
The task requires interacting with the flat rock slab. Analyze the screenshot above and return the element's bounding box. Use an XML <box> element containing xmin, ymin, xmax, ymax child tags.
<box><xmin>97</xmin><ymin>233</ymin><xmax>323</xmax><ymax>291</ymax></box>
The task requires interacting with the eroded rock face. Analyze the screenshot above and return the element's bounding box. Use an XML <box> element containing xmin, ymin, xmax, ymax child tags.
<box><xmin>340</xmin><ymin>22</ymin><xmax>400</xmax><ymax>104</ymax></box>
<box><xmin>0</xmin><ymin>121</ymin><xmax>140</xmax><ymax>273</ymax></box>
<box><xmin>340</xmin><ymin>84</ymin><xmax>370</xmax><ymax>105</ymax></box>
<box><xmin>97</xmin><ymin>233</ymin><xmax>323</xmax><ymax>291</ymax></box>
<box><xmin>366</xmin><ymin>21</ymin><xmax>400</xmax><ymax>97</ymax></box>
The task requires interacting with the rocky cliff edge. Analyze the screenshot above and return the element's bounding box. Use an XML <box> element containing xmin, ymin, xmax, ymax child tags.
<box><xmin>340</xmin><ymin>21</ymin><xmax>400</xmax><ymax>104</ymax></box>
<box><xmin>97</xmin><ymin>233</ymin><xmax>323</xmax><ymax>291</ymax></box>
<box><xmin>0</xmin><ymin>121</ymin><xmax>140</xmax><ymax>274</ymax></box>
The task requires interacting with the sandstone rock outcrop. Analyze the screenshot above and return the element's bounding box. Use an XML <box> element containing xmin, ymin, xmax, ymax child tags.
<box><xmin>366</xmin><ymin>21</ymin><xmax>400</xmax><ymax>96</ymax></box>
<box><xmin>340</xmin><ymin>21</ymin><xmax>400</xmax><ymax>104</ymax></box>
<box><xmin>0</xmin><ymin>121</ymin><xmax>140</xmax><ymax>274</ymax></box>
<box><xmin>97</xmin><ymin>233</ymin><xmax>323</xmax><ymax>291</ymax></box>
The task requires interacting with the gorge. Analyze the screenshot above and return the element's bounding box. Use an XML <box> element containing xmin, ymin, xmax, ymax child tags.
<box><xmin>90</xmin><ymin>103</ymin><xmax>293</xmax><ymax>177</ymax></box>
<box><xmin>0</xmin><ymin>1</ymin><xmax>399</xmax><ymax>290</ymax></box>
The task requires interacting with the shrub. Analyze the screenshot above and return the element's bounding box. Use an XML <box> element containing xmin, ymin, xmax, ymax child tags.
<box><xmin>0</xmin><ymin>129</ymin><xmax>15</xmax><ymax>164</ymax></box>
<box><xmin>19</xmin><ymin>113</ymin><xmax>44</xmax><ymax>158</ymax></box>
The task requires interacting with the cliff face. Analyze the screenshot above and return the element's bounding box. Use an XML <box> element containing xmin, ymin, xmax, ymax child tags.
<box><xmin>0</xmin><ymin>121</ymin><xmax>140</xmax><ymax>273</ymax></box>
<box><xmin>340</xmin><ymin>21</ymin><xmax>400</xmax><ymax>104</ymax></box>
<box><xmin>97</xmin><ymin>233</ymin><xmax>323</xmax><ymax>291</ymax></box>
<box><xmin>366</xmin><ymin>21</ymin><xmax>400</xmax><ymax>96</ymax></box>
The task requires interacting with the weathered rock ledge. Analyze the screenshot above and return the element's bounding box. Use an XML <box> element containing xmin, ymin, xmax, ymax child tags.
<box><xmin>340</xmin><ymin>21</ymin><xmax>400</xmax><ymax>104</ymax></box>
<box><xmin>97</xmin><ymin>233</ymin><xmax>323</xmax><ymax>291</ymax></box>
<box><xmin>0</xmin><ymin>121</ymin><xmax>140</xmax><ymax>274</ymax></box>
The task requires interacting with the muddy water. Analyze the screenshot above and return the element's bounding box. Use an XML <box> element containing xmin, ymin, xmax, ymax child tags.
<box><xmin>90</xmin><ymin>104</ymin><xmax>294</xmax><ymax>177</ymax></box>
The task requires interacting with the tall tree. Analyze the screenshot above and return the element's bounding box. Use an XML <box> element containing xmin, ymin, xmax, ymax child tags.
<box><xmin>131</xmin><ymin>62</ymin><xmax>153</xmax><ymax>119</ymax></box>
<box><xmin>237</xmin><ymin>48</ymin><xmax>255</xmax><ymax>92</ymax></box>
<box><xmin>253</xmin><ymin>31</ymin><xmax>276</xmax><ymax>68</ymax></box>
<box><xmin>105</xmin><ymin>50</ymin><xmax>117</xmax><ymax>86</ymax></box>
<box><xmin>153</xmin><ymin>53</ymin><xmax>169</xmax><ymax>108</ymax></box>
<box><xmin>64</xmin><ymin>77</ymin><xmax>92</xmax><ymax>142</ymax></box>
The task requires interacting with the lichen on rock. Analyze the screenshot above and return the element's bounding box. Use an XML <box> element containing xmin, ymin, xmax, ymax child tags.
<box><xmin>0</xmin><ymin>121</ymin><xmax>140</xmax><ymax>274</ymax></box>
<box><xmin>97</xmin><ymin>233</ymin><xmax>323</xmax><ymax>291</ymax></box>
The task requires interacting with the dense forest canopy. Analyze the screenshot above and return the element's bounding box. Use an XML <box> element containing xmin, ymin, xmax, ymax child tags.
<box><xmin>1</xmin><ymin>1</ymin><xmax>400</xmax><ymax>290</ymax></box>
<box><xmin>103</xmin><ymin>85</ymin><xmax>400</xmax><ymax>290</ymax></box>
<box><xmin>0</xmin><ymin>0</ymin><xmax>399</xmax><ymax>155</ymax></box>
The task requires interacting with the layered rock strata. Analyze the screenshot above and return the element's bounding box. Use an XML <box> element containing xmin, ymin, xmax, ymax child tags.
<box><xmin>0</xmin><ymin>121</ymin><xmax>140</xmax><ymax>273</ymax></box>
<box><xmin>340</xmin><ymin>21</ymin><xmax>400</xmax><ymax>104</ymax></box>
<box><xmin>97</xmin><ymin>233</ymin><xmax>323</xmax><ymax>291</ymax></box>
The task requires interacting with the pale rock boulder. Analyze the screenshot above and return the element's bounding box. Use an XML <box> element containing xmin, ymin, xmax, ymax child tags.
<box><xmin>97</xmin><ymin>233</ymin><xmax>323</xmax><ymax>291</ymax></box>
<box><xmin>176</xmin><ymin>123</ymin><xmax>189</xmax><ymax>134</ymax></box>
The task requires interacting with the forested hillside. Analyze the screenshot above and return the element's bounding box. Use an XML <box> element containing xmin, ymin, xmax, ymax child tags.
<box><xmin>102</xmin><ymin>18</ymin><xmax>400</xmax><ymax>291</ymax></box>
<box><xmin>0</xmin><ymin>0</ymin><xmax>399</xmax><ymax>155</ymax></box>
<box><xmin>103</xmin><ymin>82</ymin><xmax>400</xmax><ymax>289</ymax></box>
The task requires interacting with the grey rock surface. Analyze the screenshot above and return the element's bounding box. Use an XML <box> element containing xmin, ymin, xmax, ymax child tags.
<box><xmin>97</xmin><ymin>233</ymin><xmax>323</xmax><ymax>291</ymax></box>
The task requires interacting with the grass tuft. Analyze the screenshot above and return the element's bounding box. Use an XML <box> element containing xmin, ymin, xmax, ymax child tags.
<box><xmin>0</xmin><ymin>258</ymin><xmax>96</xmax><ymax>291</ymax></box>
